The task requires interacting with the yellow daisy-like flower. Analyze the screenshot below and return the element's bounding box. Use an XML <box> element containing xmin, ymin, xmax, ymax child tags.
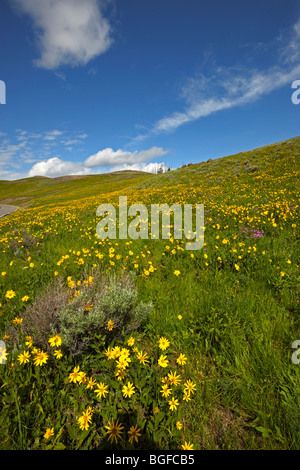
<box><xmin>33</xmin><ymin>350</ymin><xmax>48</xmax><ymax>367</ymax></box>
<box><xmin>104</xmin><ymin>347</ymin><xmax>114</xmax><ymax>360</ymax></box>
<box><xmin>122</xmin><ymin>381</ymin><xmax>135</xmax><ymax>398</ymax></box>
<box><xmin>159</xmin><ymin>337</ymin><xmax>170</xmax><ymax>351</ymax></box>
<box><xmin>173</xmin><ymin>270</ymin><xmax>181</xmax><ymax>276</ymax></box>
<box><xmin>136</xmin><ymin>350</ymin><xmax>149</xmax><ymax>365</ymax></box>
<box><xmin>48</xmin><ymin>334</ymin><xmax>62</xmax><ymax>348</ymax></box>
<box><xmin>127</xmin><ymin>337</ymin><xmax>135</xmax><ymax>347</ymax></box>
<box><xmin>0</xmin><ymin>344</ymin><xmax>8</xmax><ymax>363</ymax></box>
<box><xmin>25</xmin><ymin>336</ymin><xmax>32</xmax><ymax>348</ymax></box>
<box><xmin>111</xmin><ymin>346</ymin><xmax>121</xmax><ymax>358</ymax></box>
<box><xmin>94</xmin><ymin>382</ymin><xmax>109</xmax><ymax>399</ymax></box>
<box><xmin>13</xmin><ymin>317</ymin><xmax>23</xmax><ymax>324</ymax></box>
<box><xmin>54</xmin><ymin>349</ymin><xmax>63</xmax><ymax>359</ymax></box>
<box><xmin>181</xmin><ymin>441</ymin><xmax>194</xmax><ymax>450</ymax></box>
<box><xmin>160</xmin><ymin>375</ymin><xmax>170</xmax><ymax>385</ymax></box>
<box><xmin>128</xmin><ymin>424</ymin><xmax>141</xmax><ymax>444</ymax></box>
<box><xmin>17</xmin><ymin>350</ymin><xmax>30</xmax><ymax>365</ymax></box>
<box><xmin>116</xmin><ymin>355</ymin><xmax>130</xmax><ymax>370</ymax></box>
<box><xmin>105</xmin><ymin>418</ymin><xmax>124</xmax><ymax>444</ymax></box>
<box><xmin>5</xmin><ymin>290</ymin><xmax>16</xmax><ymax>299</ymax></box>
<box><xmin>184</xmin><ymin>379</ymin><xmax>196</xmax><ymax>395</ymax></box>
<box><xmin>176</xmin><ymin>353</ymin><xmax>187</xmax><ymax>366</ymax></box>
<box><xmin>78</xmin><ymin>371</ymin><xmax>87</xmax><ymax>384</ymax></box>
<box><xmin>119</xmin><ymin>348</ymin><xmax>130</xmax><ymax>359</ymax></box>
<box><xmin>167</xmin><ymin>371</ymin><xmax>181</xmax><ymax>386</ymax></box>
<box><xmin>183</xmin><ymin>391</ymin><xmax>191</xmax><ymax>402</ymax></box>
<box><xmin>176</xmin><ymin>421</ymin><xmax>183</xmax><ymax>430</ymax></box>
<box><xmin>77</xmin><ymin>407</ymin><xmax>93</xmax><ymax>431</ymax></box>
<box><xmin>44</xmin><ymin>428</ymin><xmax>54</xmax><ymax>440</ymax></box>
<box><xmin>160</xmin><ymin>384</ymin><xmax>172</xmax><ymax>398</ymax></box>
<box><xmin>168</xmin><ymin>396</ymin><xmax>179</xmax><ymax>411</ymax></box>
<box><xmin>68</xmin><ymin>366</ymin><xmax>82</xmax><ymax>383</ymax></box>
<box><xmin>107</xmin><ymin>319</ymin><xmax>114</xmax><ymax>331</ymax></box>
<box><xmin>115</xmin><ymin>368</ymin><xmax>126</xmax><ymax>381</ymax></box>
<box><xmin>86</xmin><ymin>377</ymin><xmax>97</xmax><ymax>389</ymax></box>
<box><xmin>21</xmin><ymin>295</ymin><xmax>29</xmax><ymax>302</ymax></box>
<box><xmin>158</xmin><ymin>354</ymin><xmax>169</xmax><ymax>368</ymax></box>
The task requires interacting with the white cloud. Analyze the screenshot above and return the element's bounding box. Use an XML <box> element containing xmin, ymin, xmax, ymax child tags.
<box><xmin>24</xmin><ymin>146</ymin><xmax>169</xmax><ymax>178</ymax></box>
<box><xmin>153</xmin><ymin>64</ymin><xmax>300</xmax><ymax>134</ymax></box>
<box><xmin>0</xmin><ymin>128</ymin><xmax>92</xmax><ymax>179</ymax></box>
<box><xmin>133</xmin><ymin>17</ymin><xmax>300</xmax><ymax>138</ymax></box>
<box><xmin>43</xmin><ymin>130</ymin><xmax>64</xmax><ymax>141</ymax></box>
<box><xmin>0</xmin><ymin>140</ymin><xmax>27</xmax><ymax>168</ymax></box>
<box><xmin>28</xmin><ymin>157</ymin><xmax>89</xmax><ymax>178</ymax></box>
<box><xmin>84</xmin><ymin>146</ymin><xmax>168</xmax><ymax>168</ymax></box>
<box><xmin>279</xmin><ymin>18</ymin><xmax>300</xmax><ymax>64</ymax></box>
<box><xmin>0</xmin><ymin>169</ymin><xmax>29</xmax><ymax>181</ymax></box>
<box><xmin>13</xmin><ymin>0</ymin><xmax>112</xmax><ymax>69</ymax></box>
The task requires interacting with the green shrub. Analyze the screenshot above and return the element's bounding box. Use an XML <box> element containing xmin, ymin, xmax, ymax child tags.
<box><xmin>57</xmin><ymin>273</ymin><xmax>153</xmax><ymax>357</ymax></box>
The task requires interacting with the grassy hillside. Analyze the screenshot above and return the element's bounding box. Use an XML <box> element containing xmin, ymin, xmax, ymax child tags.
<box><xmin>0</xmin><ymin>136</ymin><xmax>299</xmax><ymax>450</ymax></box>
<box><xmin>0</xmin><ymin>171</ymin><xmax>154</xmax><ymax>208</ymax></box>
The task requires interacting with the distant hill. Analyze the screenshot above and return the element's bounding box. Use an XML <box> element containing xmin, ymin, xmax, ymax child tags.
<box><xmin>0</xmin><ymin>136</ymin><xmax>299</xmax><ymax>208</ymax></box>
<box><xmin>0</xmin><ymin>170</ymin><xmax>154</xmax><ymax>207</ymax></box>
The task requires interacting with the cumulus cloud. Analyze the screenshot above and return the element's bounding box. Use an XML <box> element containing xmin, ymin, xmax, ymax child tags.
<box><xmin>12</xmin><ymin>0</ymin><xmax>112</xmax><ymax>69</ymax></box>
<box><xmin>28</xmin><ymin>157</ymin><xmax>89</xmax><ymax>178</ymax></box>
<box><xmin>84</xmin><ymin>146</ymin><xmax>168</xmax><ymax>168</ymax></box>
<box><xmin>24</xmin><ymin>146</ymin><xmax>169</xmax><ymax>178</ymax></box>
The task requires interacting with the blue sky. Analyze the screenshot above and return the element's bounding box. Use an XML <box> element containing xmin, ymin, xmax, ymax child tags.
<box><xmin>0</xmin><ymin>0</ymin><xmax>300</xmax><ymax>180</ymax></box>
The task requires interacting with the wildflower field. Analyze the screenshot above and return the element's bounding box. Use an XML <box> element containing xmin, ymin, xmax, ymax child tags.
<box><xmin>0</xmin><ymin>136</ymin><xmax>299</xmax><ymax>450</ymax></box>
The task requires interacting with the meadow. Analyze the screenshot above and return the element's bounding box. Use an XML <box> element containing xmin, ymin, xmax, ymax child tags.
<box><xmin>0</xmin><ymin>136</ymin><xmax>299</xmax><ymax>450</ymax></box>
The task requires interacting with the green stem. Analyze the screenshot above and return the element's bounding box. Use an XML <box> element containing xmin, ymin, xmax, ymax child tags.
<box><xmin>13</xmin><ymin>386</ymin><xmax>23</xmax><ymax>449</ymax></box>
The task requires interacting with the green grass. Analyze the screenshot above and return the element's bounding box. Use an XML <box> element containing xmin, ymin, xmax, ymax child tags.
<box><xmin>0</xmin><ymin>171</ymin><xmax>154</xmax><ymax>207</ymax></box>
<box><xmin>0</xmin><ymin>136</ymin><xmax>299</xmax><ymax>450</ymax></box>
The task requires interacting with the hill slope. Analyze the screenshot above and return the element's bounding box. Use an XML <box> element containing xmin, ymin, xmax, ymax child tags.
<box><xmin>0</xmin><ymin>136</ymin><xmax>299</xmax><ymax>450</ymax></box>
<box><xmin>0</xmin><ymin>170</ymin><xmax>154</xmax><ymax>208</ymax></box>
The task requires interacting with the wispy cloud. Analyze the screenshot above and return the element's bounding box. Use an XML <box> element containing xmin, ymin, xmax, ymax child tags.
<box><xmin>12</xmin><ymin>0</ymin><xmax>113</xmax><ymax>69</ymax></box>
<box><xmin>43</xmin><ymin>130</ymin><xmax>64</xmax><ymax>141</ymax></box>
<box><xmin>0</xmin><ymin>128</ymin><xmax>89</xmax><ymax>178</ymax></box>
<box><xmin>153</xmin><ymin>64</ymin><xmax>300</xmax><ymax>134</ymax></box>
<box><xmin>133</xmin><ymin>18</ymin><xmax>300</xmax><ymax>139</ymax></box>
